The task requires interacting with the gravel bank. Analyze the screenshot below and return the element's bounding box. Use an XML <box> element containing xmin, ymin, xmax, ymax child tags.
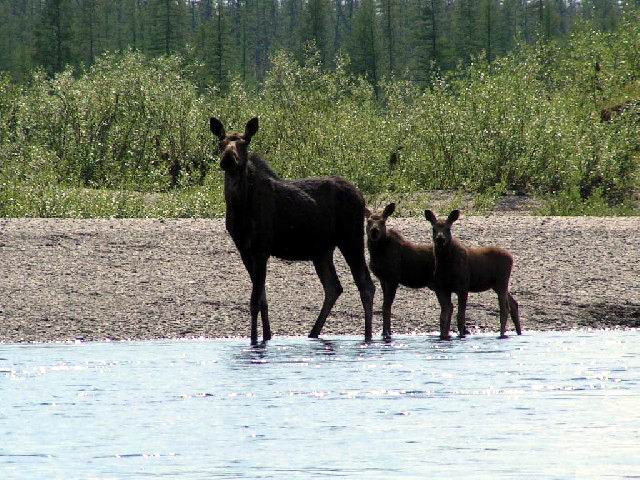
<box><xmin>1</xmin><ymin>217</ymin><xmax>639</xmax><ymax>343</ymax></box>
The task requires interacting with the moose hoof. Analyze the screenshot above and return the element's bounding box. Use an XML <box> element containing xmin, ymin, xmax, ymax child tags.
<box><xmin>499</xmin><ymin>334</ymin><xmax>509</xmax><ymax>339</ymax></box>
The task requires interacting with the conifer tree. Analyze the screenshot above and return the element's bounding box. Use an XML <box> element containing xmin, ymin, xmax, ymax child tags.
<box><xmin>453</xmin><ymin>0</ymin><xmax>481</xmax><ymax>64</ymax></box>
<box><xmin>147</xmin><ymin>0</ymin><xmax>186</xmax><ymax>56</ymax></box>
<box><xmin>301</xmin><ymin>0</ymin><xmax>330</xmax><ymax>65</ymax></box>
<box><xmin>379</xmin><ymin>0</ymin><xmax>400</xmax><ymax>75</ymax></box>
<box><xmin>0</xmin><ymin>0</ymin><xmax>636</xmax><ymax>86</ymax></box>
<box><xmin>412</xmin><ymin>0</ymin><xmax>445</xmax><ymax>81</ymax></box>
<box><xmin>195</xmin><ymin>0</ymin><xmax>229</xmax><ymax>88</ymax></box>
<box><xmin>350</xmin><ymin>0</ymin><xmax>379</xmax><ymax>86</ymax></box>
<box><xmin>281</xmin><ymin>0</ymin><xmax>303</xmax><ymax>54</ymax></box>
<box><xmin>34</xmin><ymin>0</ymin><xmax>74</xmax><ymax>74</ymax></box>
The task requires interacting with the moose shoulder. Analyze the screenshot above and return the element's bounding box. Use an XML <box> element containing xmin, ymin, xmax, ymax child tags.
<box><xmin>210</xmin><ymin>116</ymin><xmax>375</xmax><ymax>345</ymax></box>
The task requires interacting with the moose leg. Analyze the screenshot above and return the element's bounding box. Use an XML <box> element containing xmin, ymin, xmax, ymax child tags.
<box><xmin>341</xmin><ymin>248</ymin><xmax>375</xmax><ymax>342</ymax></box>
<box><xmin>497</xmin><ymin>289</ymin><xmax>510</xmax><ymax>339</ymax></box>
<box><xmin>309</xmin><ymin>251</ymin><xmax>343</xmax><ymax>338</ymax></box>
<box><xmin>261</xmin><ymin>294</ymin><xmax>271</xmax><ymax>341</ymax></box>
<box><xmin>249</xmin><ymin>258</ymin><xmax>268</xmax><ymax>345</ymax></box>
<box><xmin>508</xmin><ymin>293</ymin><xmax>521</xmax><ymax>335</ymax></box>
<box><xmin>240</xmin><ymin>251</ymin><xmax>271</xmax><ymax>342</ymax></box>
<box><xmin>381</xmin><ymin>282</ymin><xmax>398</xmax><ymax>340</ymax></box>
<box><xmin>436</xmin><ymin>290</ymin><xmax>453</xmax><ymax>340</ymax></box>
<box><xmin>355</xmin><ymin>262</ymin><xmax>375</xmax><ymax>343</ymax></box>
<box><xmin>457</xmin><ymin>291</ymin><xmax>468</xmax><ymax>338</ymax></box>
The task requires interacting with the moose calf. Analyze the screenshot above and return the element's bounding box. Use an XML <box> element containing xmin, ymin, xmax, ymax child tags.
<box><xmin>366</xmin><ymin>203</ymin><xmax>438</xmax><ymax>339</ymax></box>
<box><xmin>424</xmin><ymin>209</ymin><xmax>521</xmax><ymax>340</ymax></box>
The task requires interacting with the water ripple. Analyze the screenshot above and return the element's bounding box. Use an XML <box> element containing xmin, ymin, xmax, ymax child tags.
<box><xmin>0</xmin><ymin>331</ymin><xmax>639</xmax><ymax>479</ymax></box>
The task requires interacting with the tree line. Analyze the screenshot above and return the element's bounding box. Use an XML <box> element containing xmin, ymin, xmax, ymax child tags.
<box><xmin>0</xmin><ymin>0</ymin><xmax>637</xmax><ymax>88</ymax></box>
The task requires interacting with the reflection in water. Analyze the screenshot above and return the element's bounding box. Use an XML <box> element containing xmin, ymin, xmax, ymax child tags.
<box><xmin>310</xmin><ymin>338</ymin><xmax>336</xmax><ymax>356</ymax></box>
<box><xmin>236</xmin><ymin>342</ymin><xmax>270</xmax><ymax>366</ymax></box>
<box><xmin>1</xmin><ymin>331</ymin><xmax>640</xmax><ymax>479</ymax></box>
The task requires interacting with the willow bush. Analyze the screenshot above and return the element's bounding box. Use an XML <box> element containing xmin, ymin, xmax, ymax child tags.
<box><xmin>1</xmin><ymin>16</ymin><xmax>638</xmax><ymax>217</ymax></box>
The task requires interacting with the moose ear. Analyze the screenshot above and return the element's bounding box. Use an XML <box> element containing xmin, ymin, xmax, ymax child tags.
<box><xmin>210</xmin><ymin>117</ymin><xmax>225</xmax><ymax>140</ymax></box>
<box><xmin>364</xmin><ymin>207</ymin><xmax>372</xmax><ymax>219</ymax></box>
<box><xmin>447</xmin><ymin>209</ymin><xmax>460</xmax><ymax>225</ymax></box>
<box><xmin>382</xmin><ymin>202</ymin><xmax>396</xmax><ymax>219</ymax></box>
<box><xmin>244</xmin><ymin>117</ymin><xmax>259</xmax><ymax>141</ymax></box>
<box><xmin>424</xmin><ymin>209</ymin><xmax>437</xmax><ymax>224</ymax></box>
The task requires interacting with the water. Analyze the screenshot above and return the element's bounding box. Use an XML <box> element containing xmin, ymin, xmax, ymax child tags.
<box><xmin>1</xmin><ymin>331</ymin><xmax>639</xmax><ymax>479</ymax></box>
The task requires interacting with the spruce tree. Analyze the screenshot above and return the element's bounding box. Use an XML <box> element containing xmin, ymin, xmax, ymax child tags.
<box><xmin>350</xmin><ymin>0</ymin><xmax>379</xmax><ymax>87</ymax></box>
<box><xmin>480</xmin><ymin>0</ymin><xmax>499</xmax><ymax>64</ymax></box>
<box><xmin>147</xmin><ymin>0</ymin><xmax>186</xmax><ymax>56</ymax></box>
<box><xmin>34</xmin><ymin>0</ymin><xmax>74</xmax><ymax>74</ymax></box>
<box><xmin>379</xmin><ymin>0</ymin><xmax>399</xmax><ymax>75</ymax></box>
<box><xmin>453</xmin><ymin>0</ymin><xmax>481</xmax><ymax>64</ymax></box>
<box><xmin>76</xmin><ymin>0</ymin><xmax>97</xmax><ymax>65</ymax></box>
<box><xmin>281</xmin><ymin>0</ymin><xmax>303</xmax><ymax>55</ymax></box>
<box><xmin>301</xmin><ymin>0</ymin><xmax>330</xmax><ymax>65</ymax></box>
<box><xmin>412</xmin><ymin>0</ymin><xmax>445</xmax><ymax>82</ymax></box>
<box><xmin>196</xmin><ymin>0</ymin><xmax>229</xmax><ymax>88</ymax></box>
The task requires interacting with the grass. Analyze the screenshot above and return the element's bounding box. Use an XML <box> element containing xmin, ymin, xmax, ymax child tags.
<box><xmin>0</xmin><ymin>184</ymin><xmax>227</xmax><ymax>218</ymax></box>
<box><xmin>536</xmin><ymin>187</ymin><xmax>640</xmax><ymax>216</ymax></box>
<box><xmin>6</xmin><ymin>182</ymin><xmax>636</xmax><ymax>218</ymax></box>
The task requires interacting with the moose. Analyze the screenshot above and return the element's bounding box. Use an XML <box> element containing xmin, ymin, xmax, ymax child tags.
<box><xmin>424</xmin><ymin>209</ymin><xmax>521</xmax><ymax>340</ymax></box>
<box><xmin>210</xmin><ymin>116</ymin><xmax>375</xmax><ymax>345</ymax></box>
<box><xmin>366</xmin><ymin>202</ymin><xmax>446</xmax><ymax>339</ymax></box>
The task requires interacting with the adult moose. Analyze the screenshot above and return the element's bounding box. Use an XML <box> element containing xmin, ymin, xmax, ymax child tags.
<box><xmin>210</xmin><ymin>116</ymin><xmax>375</xmax><ymax>345</ymax></box>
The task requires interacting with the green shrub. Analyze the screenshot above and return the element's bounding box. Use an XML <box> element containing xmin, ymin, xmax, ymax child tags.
<box><xmin>0</xmin><ymin>16</ymin><xmax>638</xmax><ymax>218</ymax></box>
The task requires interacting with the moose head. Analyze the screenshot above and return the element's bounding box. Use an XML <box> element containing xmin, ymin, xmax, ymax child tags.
<box><xmin>424</xmin><ymin>209</ymin><xmax>460</xmax><ymax>249</ymax></box>
<box><xmin>209</xmin><ymin>117</ymin><xmax>259</xmax><ymax>172</ymax></box>
<box><xmin>365</xmin><ymin>203</ymin><xmax>396</xmax><ymax>242</ymax></box>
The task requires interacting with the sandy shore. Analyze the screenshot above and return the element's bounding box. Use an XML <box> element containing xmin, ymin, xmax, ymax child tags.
<box><xmin>1</xmin><ymin>217</ymin><xmax>639</xmax><ymax>343</ymax></box>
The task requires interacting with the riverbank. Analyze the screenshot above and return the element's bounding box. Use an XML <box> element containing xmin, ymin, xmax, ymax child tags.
<box><xmin>1</xmin><ymin>217</ymin><xmax>639</xmax><ymax>343</ymax></box>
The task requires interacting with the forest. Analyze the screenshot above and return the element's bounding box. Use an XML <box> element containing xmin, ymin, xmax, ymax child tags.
<box><xmin>0</xmin><ymin>1</ymin><xmax>639</xmax><ymax>217</ymax></box>
<box><xmin>1</xmin><ymin>1</ymin><xmax>637</xmax><ymax>85</ymax></box>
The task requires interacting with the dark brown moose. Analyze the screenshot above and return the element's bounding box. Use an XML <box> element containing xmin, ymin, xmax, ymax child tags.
<box><xmin>210</xmin><ymin>116</ymin><xmax>375</xmax><ymax>345</ymax></box>
<box><xmin>366</xmin><ymin>202</ymin><xmax>442</xmax><ymax>339</ymax></box>
<box><xmin>424</xmin><ymin>209</ymin><xmax>521</xmax><ymax>340</ymax></box>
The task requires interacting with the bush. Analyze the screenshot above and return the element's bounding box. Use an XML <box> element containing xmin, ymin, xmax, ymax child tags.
<box><xmin>0</xmin><ymin>16</ymin><xmax>638</xmax><ymax>218</ymax></box>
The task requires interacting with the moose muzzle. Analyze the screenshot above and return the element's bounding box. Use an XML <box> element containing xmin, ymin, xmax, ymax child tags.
<box><xmin>220</xmin><ymin>143</ymin><xmax>240</xmax><ymax>171</ymax></box>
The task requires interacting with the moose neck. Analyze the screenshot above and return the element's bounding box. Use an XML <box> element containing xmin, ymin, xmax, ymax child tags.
<box><xmin>434</xmin><ymin>239</ymin><xmax>459</xmax><ymax>262</ymax></box>
<box><xmin>223</xmin><ymin>155</ymin><xmax>276</xmax><ymax>246</ymax></box>
<box><xmin>224</xmin><ymin>158</ymin><xmax>251</xmax><ymax>199</ymax></box>
<box><xmin>223</xmin><ymin>161</ymin><xmax>253</xmax><ymax>239</ymax></box>
<box><xmin>367</xmin><ymin>239</ymin><xmax>380</xmax><ymax>256</ymax></box>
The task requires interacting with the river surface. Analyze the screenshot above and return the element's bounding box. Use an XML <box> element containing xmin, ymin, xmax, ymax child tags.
<box><xmin>1</xmin><ymin>330</ymin><xmax>639</xmax><ymax>479</ymax></box>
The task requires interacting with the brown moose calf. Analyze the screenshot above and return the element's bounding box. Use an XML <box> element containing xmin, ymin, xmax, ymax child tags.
<box><xmin>424</xmin><ymin>209</ymin><xmax>521</xmax><ymax>340</ymax></box>
<box><xmin>366</xmin><ymin>203</ymin><xmax>438</xmax><ymax>339</ymax></box>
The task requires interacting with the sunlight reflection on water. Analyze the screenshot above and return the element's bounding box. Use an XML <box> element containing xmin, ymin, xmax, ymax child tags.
<box><xmin>1</xmin><ymin>330</ymin><xmax>639</xmax><ymax>479</ymax></box>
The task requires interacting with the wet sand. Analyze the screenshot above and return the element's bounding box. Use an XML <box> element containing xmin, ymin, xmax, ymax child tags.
<box><xmin>1</xmin><ymin>217</ymin><xmax>639</xmax><ymax>343</ymax></box>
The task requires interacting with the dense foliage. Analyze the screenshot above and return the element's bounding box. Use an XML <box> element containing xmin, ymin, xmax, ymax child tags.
<box><xmin>0</xmin><ymin>12</ymin><xmax>638</xmax><ymax>217</ymax></box>
<box><xmin>0</xmin><ymin>0</ymin><xmax>637</xmax><ymax>86</ymax></box>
